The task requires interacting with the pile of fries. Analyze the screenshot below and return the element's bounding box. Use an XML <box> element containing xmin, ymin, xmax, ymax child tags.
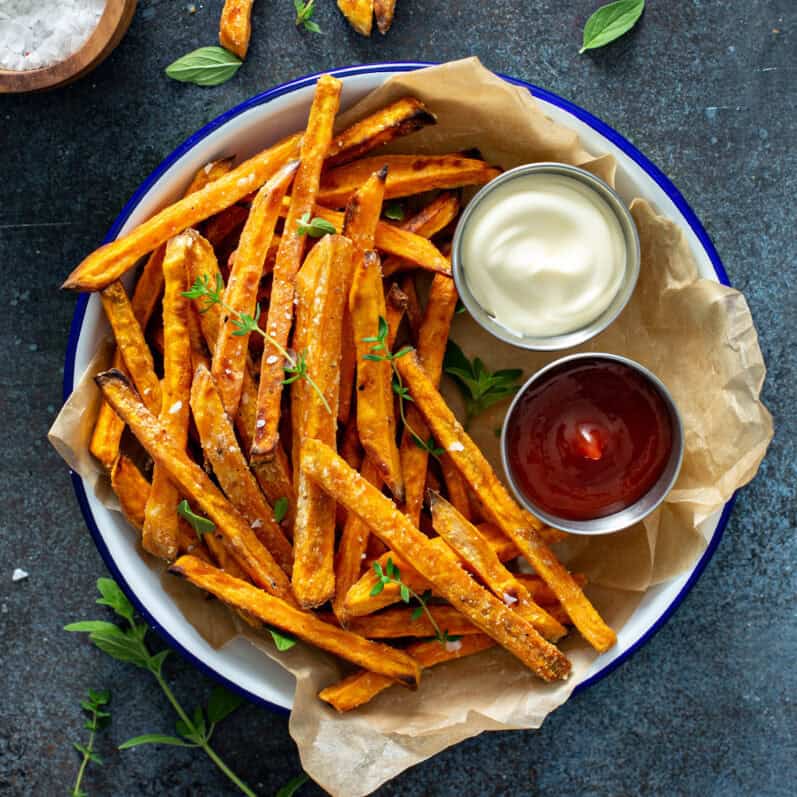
<box><xmin>220</xmin><ymin>0</ymin><xmax>397</xmax><ymax>61</ymax></box>
<box><xmin>64</xmin><ymin>74</ymin><xmax>616</xmax><ymax>711</ymax></box>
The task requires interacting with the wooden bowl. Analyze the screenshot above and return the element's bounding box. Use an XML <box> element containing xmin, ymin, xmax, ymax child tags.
<box><xmin>0</xmin><ymin>0</ymin><xmax>137</xmax><ymax>94</ymax></box>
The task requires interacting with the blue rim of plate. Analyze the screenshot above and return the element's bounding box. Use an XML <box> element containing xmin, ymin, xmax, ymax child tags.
<box><xmin>63</xmin><ymin>62</ymin><xmax>737</xmax><ymax>714</ymax></box>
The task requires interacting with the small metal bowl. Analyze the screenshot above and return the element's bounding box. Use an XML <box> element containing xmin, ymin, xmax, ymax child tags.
<box><xmin>452</xmin><ymin>162</ymin><xmax>641</xmax><ymax>351</ymax></box>
<box><xmin>500</xmin><ymin>353</ymin><xmax>684</xmax><ymax>534</ymax></box>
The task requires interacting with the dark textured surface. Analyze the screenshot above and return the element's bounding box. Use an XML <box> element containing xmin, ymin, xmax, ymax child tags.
<box><xmin>1</xmin><ymin>1</ymin><xmax>795</xmax><ymax>795</ymax></box>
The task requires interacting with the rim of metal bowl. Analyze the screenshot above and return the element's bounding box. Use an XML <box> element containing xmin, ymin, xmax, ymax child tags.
<box><xmin>500</xmin><ymin>352</ymin><xmax>685</xmax><ymax>535</ymax></box>
<box><xmin>63</xmin><ymin>61</ymin><xmax>738</xmax><ymax>711</ymax></box>
<box><xmin>452</xmin><ymin>162</ymin><xmax>641</xmax><ymax>351</ymax></box>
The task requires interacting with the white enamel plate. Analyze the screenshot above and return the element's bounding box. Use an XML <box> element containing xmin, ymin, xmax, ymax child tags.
<box><xmin>64</xmin><ymin>63</ymin><xmax>735</xmax><ymax>712</ymax></box>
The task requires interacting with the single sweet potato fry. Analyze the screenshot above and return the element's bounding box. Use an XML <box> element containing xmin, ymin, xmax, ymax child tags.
<box><xmin>212</xmin><ymin>159</ymin><xmax>299</xmax><ymax>417</ymax></box>
<box><xmin>318</xmin><ymin>154</ymin><xmax>501</xmax><ymax>207</ymax></box>
<box><xmin>291</xmin><ymin>235</ymin><xmax>354</xmax><ymax>607</ymax></box>
<box><xmin>336</xmin><ymin>0</ymin><xmax>373</xmax><ymax>36</ymax></box>
<box><xmin>99</xmin><ymin>281</ymin><xmax>162</xmax><ymax>414</ymax></box>
<box><xmin>63</xmin><ymin>134</ymin><xmax>302</xmax><ymax>292</ymax></box>
<box><xmin>96</xmin><ymin>252</ymin><xmax>166</xmax><ymax>468</ymax></box>
<box><xmin>341</xmin><ymin>605</ymin><xmax>480</xmax><ymax>639</ymax></box>
<box><xmin>515</xmin><ymin>573</ymin><xmax>588</xmax><ymax>606</ymax></box>
<box><xmin>351</xmin><ymin>250</ymin><xmax>404</xmax><ymax>502</ymax></box>
<box><xmin>333</xmin><ymin>457</ymin><xmax>381</xmax><ymax>621</ymax></box>
<box><xmin>142</xmin><ymin>233</ymin><xmax>194</xmax><ymax>561</ymax></box>
<box><xmin>374</xmin><ymin>0</ymin><xmax>396</xmax><ymax>34</ymax></box>
<box><xmin>430</xmin><ymin>492</ymin><xmax>566</xmax><ymax>642</ymax></box>
<box><xmin>301</xmin><ymin>439</ymin><xmax>570</xmax><ymax>680</ymax></box>
<box><xmin>395</xmin><ymin>351</ymin><xmax>617</xmax><ymax>653</ymax></box>
<box><xmin>110</xmin><ymin>455</ymin><xmax>151</xmax><ymax>530</ymax></box>
<box><xmin>95</xmin><ymin>369</ymin><xmax>296</xmax><ymax>603</ymax></box>
<box><xmin>333</xmin><ymin>292</ymin><xmax>404</xmax><ymax>619</ymax></box>
<box><xmin>190</xmin><ymin>364</ymin><xmax>294</xmax><ymax>574</ymax></box>
<box><xmin>337</xmin><ymin>167</ymin><xmax>388</xmax><ymax>425</ymax></box>
<box><xmin>302</xmin><ymin>204</ymin><xmax>451</xmax><ymax>275</ymax></box>
<box><xmin>399</xmin><ymin>273</ymin><xmax>458</xmax><ymax>525</ymax></box>
<box><xmin>170</xmin><ymin>555</ymin><xmax>421</xmax><ymax>686</ymax></box>
<box><xmin>253</xmin><ymin>74</ymin><xmax>342</xmax><ymax>462</ymax></box>
<box><xmin>439</xmin><ymin>453</ymin><xmax>472</xmax><ymax>520</ymax></box>
<box><xmin>219</xmin><ymin>0</ymin><xmax>254</xmax><ymax>59</ymax></box>
<box><xmin>319</xmin><ymin>634</ymin><xmax>495</xmax><ymax>712</ymax></box>
<box><xmin>381</xmin><ymin>192</ymin><xmax>460</xmax><ymax>278</ymax></box>
<box><xmin>326</xmin><ymin>97</ymin><xmax>436</xmax><ymax>168</ymax></box>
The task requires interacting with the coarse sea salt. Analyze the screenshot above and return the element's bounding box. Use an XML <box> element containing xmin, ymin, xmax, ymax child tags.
<box><xmin>0</xmin><ymin>0</ymin><xmax>106</xmax><ymax>72</ymax></box>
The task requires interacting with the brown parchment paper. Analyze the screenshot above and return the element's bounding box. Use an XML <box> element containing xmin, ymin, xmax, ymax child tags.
<box><xmin>49</xmin><ymin>59</ymin><xmax>773</xmax><ymax>796</ymax></box>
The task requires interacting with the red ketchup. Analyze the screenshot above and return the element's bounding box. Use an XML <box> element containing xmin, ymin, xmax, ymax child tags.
<box><xmin>505</xmin><ymin>358</ymin><xmax>673</xmax><ymax>520</ymax></box>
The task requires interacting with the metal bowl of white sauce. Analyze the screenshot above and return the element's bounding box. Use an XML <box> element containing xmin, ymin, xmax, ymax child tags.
<box><xmin>452</xmin><ymin>162</ymin><xmax>640</xmax><ymax>351</ymax></box>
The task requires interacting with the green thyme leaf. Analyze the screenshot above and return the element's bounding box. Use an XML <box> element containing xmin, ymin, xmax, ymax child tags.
<box><xmin>268</xmin><ymin>627</ymin><xmax>297</xmax><ymax>651</ymax></box>
<box><xmin>294</xmin><ymin>0</ymin><xmax>322</xmax><ymax>34</ymax></box>
<box><xmin>119</xmin><ymin>734</ymin><xmax>193</xmax><ymax>750</ymax></box>
<box><xmin>177</xmin><ymin>500</ymin><xmax>215</xmax><ymax>538</ymax></box>
<box><xmin>580</xmin><ymin>0</ymin><xmax>645</xmax><ymax>53</ymax></box>
<box><xmin>165</xmin><ymin>46</ymin><xmax>243</xmax><ymax>87</ymax></box>
<box><xmin>95</xmin><ymin>578</ymin><xmax>135</xmax><ymax>625</ymax></box>
<box><xmin>273</xmin><ymin>496</ymin><xmax>290</xmax><ymax>524</ymax></box>
<box><xmin>383</xmin><ymin>201</ymin><xmax>405</xmax><ymax>221</ymax></box>
<box><xmin>296</xmin><ymin>212</ymin><xmax>336</xmax><ymax>238</ymax></box>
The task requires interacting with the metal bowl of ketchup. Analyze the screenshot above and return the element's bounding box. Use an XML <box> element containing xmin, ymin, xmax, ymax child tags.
<box><xmin>500</xmin><ymin>353</ymin><xmax>684</xmax><ymax>534</ymax></box>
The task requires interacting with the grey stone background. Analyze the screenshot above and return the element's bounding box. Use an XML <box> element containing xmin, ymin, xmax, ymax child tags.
<box><xmin>1</xmin><ymin>1</ymin><xmax>794</xmax><ymax>795</ymax></box>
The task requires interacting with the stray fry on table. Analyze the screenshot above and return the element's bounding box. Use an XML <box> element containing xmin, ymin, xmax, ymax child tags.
<box><xmin>219</xmin><ymin>0</ymin><xmax>254</xmax><ymax>59</ymax></box>
<box><xmin>336</xmin><ymin>0</ymin><xmax>373</xmax><ymax>37</ymax></box>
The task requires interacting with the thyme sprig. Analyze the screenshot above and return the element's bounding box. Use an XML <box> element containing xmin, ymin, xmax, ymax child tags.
<box><xmin>182</xmin><ymin>274</ymin><xmax>331</xmax><ymax>416</ymax></box>
<box><xmin>371</xmin><ymin>558</ymin><xmax>461</xmax><ymax>645</ymax></box>
<box><xmin>70</xmin><ymin>688</ymin><xmax>111</xmax><ymax>797</ymax></box>
<box><xmin>362</xmin><ymin>316</ymin><xmax>443</xmax><ymax>459</ymax></box>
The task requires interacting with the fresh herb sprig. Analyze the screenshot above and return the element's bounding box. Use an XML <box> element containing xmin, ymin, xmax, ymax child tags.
<box><xmin>371</xmin><ymin>559</ymin><xmax>461</xmax><ymax>645</ymax></box>
<box><xmin>273</xmin><ymin>496</ymin><xmax>290</xmax><ymax>524</ymax></box>
<box><xmin>294</xmin><ymin>0</ymin><xmax>322</xmax><ymax>34</ymax></box>
<box><xmin>580</xmin><ymin>0</ymin><xmax>645</xmax><ymax>53</ymax></box>
<box><xmin>182</xmin><ymin>274</ymin><xmax>331</xmax><ymax>416</ymax></box>
<box><xmin>362</xmin><ymin>317</ymin><xmax>443</xmax><ymax>458</ymax></box>
<box><xmin>383</xmin><ymin>201</ymin><xmax>405</xmax><ymax>221</ymax></box>
<box><xmin>296</xmin><ymin>212</ymin><xmax>336</xmax><ymax>238</ymax></box>
<box><xmin>70</xmin><ymin>688</ymin><xmax>110</xmax><ymax>797</ymax></box>
<box><xmin>444</xmin><ymin>340</ymin><xmax>523</xmax><ymax>428</ymax></box>
<box><xmin>65</xmin><ymin>578</ymin><xmax>255</xmax><ymax>797</ymax></box>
